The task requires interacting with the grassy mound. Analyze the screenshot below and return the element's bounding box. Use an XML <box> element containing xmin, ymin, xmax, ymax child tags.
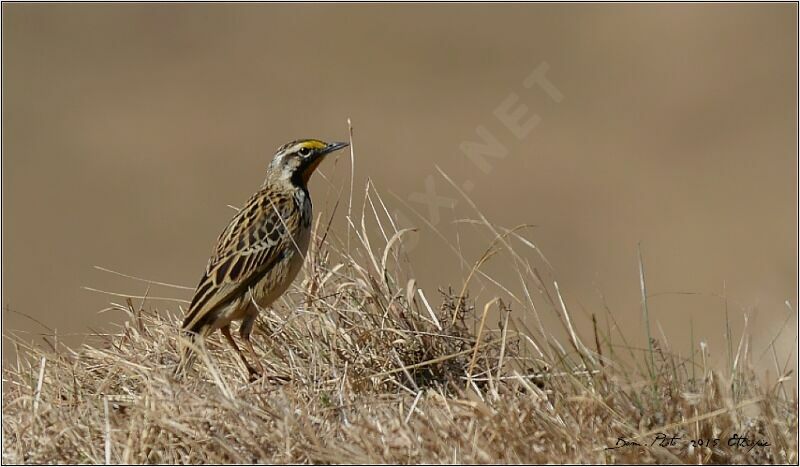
<box><xmin>3</xmin><ymin>185</ymin><xmax>796</xmax><ymax>464</ymax></box>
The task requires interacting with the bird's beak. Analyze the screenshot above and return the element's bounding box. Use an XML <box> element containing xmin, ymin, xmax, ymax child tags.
<box><xmin>321</xmin><ymin>141</ymin><xmax>349</xmax><ymax>155</ymax></box>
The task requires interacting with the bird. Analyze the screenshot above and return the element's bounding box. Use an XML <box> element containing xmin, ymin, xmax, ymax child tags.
<box><xmin>177</xmin><ymin>138</ymin><xmax>348</xmax><ymax>380</ymax></box>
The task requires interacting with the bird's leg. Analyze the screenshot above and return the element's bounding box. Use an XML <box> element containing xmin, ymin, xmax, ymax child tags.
<box><xmin>239</xmin><ymin>313</ymin><xmax>266</xmax><ymax>376</ymax></box>
<box><xmin>240</xmin><ymin>312</ymin><xmax>291</xmax><ymax>383</ymax></box>
<box><xmin>220</xmin><ymin>325</ymin><xmax>259</xmax><ymax>379</ymax></box>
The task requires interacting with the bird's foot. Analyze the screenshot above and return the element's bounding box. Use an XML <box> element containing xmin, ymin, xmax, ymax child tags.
<box><xmin>246</xmin><ymin>368</ymin><xmax>290</xmax><ymax>384</ymax></box>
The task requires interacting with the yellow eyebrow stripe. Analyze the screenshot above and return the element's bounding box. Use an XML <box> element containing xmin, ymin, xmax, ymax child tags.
<box><xmin>298</xmin><ymin>140</ymin><xmax>326</xmax><ymax>150</ymax></box>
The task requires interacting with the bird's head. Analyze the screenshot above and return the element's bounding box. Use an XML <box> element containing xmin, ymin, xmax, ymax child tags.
<box><xmin>267</xmin><ymin>139</ymin><xmax>349</xmax><ymax>187</ymax></box>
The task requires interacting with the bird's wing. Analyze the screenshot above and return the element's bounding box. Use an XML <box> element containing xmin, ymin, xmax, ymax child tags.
<box><xmin>182</xmin><ymin>189</ymin><xmax>299</xmax><ymax>333</ymax></box>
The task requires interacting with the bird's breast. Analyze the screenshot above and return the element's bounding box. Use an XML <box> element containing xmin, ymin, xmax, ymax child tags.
<box><xmin>249</xmin><ymin>188</ymin><xmax>312</xmax><ymax>309</ymax></box>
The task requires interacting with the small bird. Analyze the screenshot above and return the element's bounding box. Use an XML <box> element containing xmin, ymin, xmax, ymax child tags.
<box><xmin>178</xmin><ymin>138</ymin><xmax>348</xmax><ymax>379</ymax></box>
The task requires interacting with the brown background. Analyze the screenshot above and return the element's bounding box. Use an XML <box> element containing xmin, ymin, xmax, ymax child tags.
<box><xmin>3</xmin><ymin>4</ymin><xmax>796</xmax><ymax>371</ymax></box>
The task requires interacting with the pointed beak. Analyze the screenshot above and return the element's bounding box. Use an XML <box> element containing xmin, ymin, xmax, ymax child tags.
<box><xmin>322</xmin><ymin>141</ymin><xmax>349</xmax><ymax>155</ymax></box>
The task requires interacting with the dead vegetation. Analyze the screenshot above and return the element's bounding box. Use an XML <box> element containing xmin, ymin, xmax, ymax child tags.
<box><xmin>3</xmin><ymin>178</ymin><xmax>796</xmax><ymax>464</ymax></box>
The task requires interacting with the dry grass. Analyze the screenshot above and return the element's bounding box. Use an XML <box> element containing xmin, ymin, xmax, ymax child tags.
<box><xmin>3</xmin><ymin>175</ymin><xmax>796</xmax><ymax>464</ymax></box>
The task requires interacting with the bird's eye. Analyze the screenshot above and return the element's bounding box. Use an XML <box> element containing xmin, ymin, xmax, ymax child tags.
<box><xmin>298</xmin><ymin>147</ymin><xmax>311</xmax><ymax>157</ymax></box>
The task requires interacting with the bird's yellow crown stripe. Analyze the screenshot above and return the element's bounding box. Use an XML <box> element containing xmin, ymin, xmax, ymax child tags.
<box><xmin>298</xmin><ymin>140</ymin><xmax>327</xmax><ymax>150</ymax></box>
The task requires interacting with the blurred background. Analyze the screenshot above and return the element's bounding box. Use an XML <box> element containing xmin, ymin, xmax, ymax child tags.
<box><xmin>3</xmin><ymin>4</ymin><xmax>796</xmax><ymax>373</ymax></box>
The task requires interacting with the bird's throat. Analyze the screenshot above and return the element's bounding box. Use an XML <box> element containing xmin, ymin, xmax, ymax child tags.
<box><xmin>299</xmin><ymin>156</ymin><xmax>324</xmax><ymax>185</ymax></box>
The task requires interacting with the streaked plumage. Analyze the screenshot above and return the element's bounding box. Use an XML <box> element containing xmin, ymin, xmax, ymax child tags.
<box><xmin>177</xmin><ymin>139</ymin><xmax>348</xmax><ymax>379</ymax></box>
